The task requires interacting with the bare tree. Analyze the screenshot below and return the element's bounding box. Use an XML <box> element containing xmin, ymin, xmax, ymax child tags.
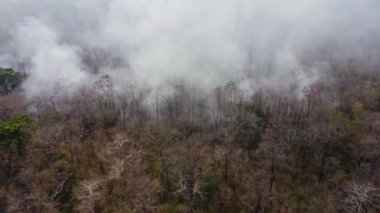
<box><xmin>212</xmin><ymin>146</ymin><xmax>230</xmax><ymax>182</ymax></box>
<box><xmin>175</xmin><ymin>175</ymin><xmax>204</xmax><ymax>213</ymax></box>
<box><xmin>343</xmin><ymin>182</ymin><xmax>380</xmax><ymax>213</ymax></box>
<box><xmin>95</xmin><ymin>75</ymin><xmax>118</xmax><ymax>139</ymax></box>
<box><xmin>128</xmin><ymin>85</ymin><xmax>150</xmax><ymax>127</ymax></box>
<box><xmin>117</xmin><ymin>88</ymin><xmax>130</xmax><ymax>126</ymax></box>
<box><xmin>74</xmin><ymin>178</ymin><xmax>104</xmax><ymax>213</ymax></box>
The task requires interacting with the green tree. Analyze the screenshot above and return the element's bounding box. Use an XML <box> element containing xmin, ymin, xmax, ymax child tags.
<box><xmin>0</xmin><ymin>115</ymin><xmax>32</xmax><ymax>152</ymax></box>
<box><xmin>0</xmin><ymin>115</ymin><xmax>32</xmax><ymax>176</ymax></box>
<box><xmin>235</xmin><ymin>104</ymin><xmax>266</xmax><ymax>152</ymax></box>
<box><xmin>0</xmin><ymin>67</ymin><xmax>25</xmax><ymax>95</ymax></box>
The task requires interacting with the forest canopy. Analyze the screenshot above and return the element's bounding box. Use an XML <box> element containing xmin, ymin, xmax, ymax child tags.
<box><xmin>0</xmin><ymin>0</ymin><xmax>380</xmax><ymax>212</ymax></box>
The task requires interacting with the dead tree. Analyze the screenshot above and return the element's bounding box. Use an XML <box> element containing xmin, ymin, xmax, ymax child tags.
<box><xmin>343</xmin><ymin>182</ymin><xmax>380</xmax><ymax>213</ymax></box>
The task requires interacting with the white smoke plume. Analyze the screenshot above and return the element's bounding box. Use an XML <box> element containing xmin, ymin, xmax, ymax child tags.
<box><xmin>0</xmin><ymin>0</ymin><xmax>379</xmax><ymax>97</ymax></box>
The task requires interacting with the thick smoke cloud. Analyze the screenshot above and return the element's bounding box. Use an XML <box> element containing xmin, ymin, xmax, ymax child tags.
<box><xmin>0</xmin><ymin>0</ymin><xmax>380</xmax><ymax>97</ymax></box>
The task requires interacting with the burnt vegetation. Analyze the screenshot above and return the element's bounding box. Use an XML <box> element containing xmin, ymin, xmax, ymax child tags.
<box><xmin>0</xmin><ymin>64</ymin><xmax>380</xmax><ymax>213</ymax></box>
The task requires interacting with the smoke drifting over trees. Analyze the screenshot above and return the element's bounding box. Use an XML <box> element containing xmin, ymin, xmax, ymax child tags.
<box><xmin>1</xmin><ymin>1</ymin><xmax>380</xmax><ymax>212</ymax></box>
<box><xmin>1</xmin><ymin>0</ymin><xmax>380</xmax><ymax>97</ymax></box>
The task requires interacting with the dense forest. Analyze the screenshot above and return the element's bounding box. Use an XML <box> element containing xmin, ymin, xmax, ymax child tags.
<box><xmin>0</xmin><ymin>64</ymin><xmax>379</xmax><ymax>212</ymax></box>
<box><xmin>1</xmin><ymin>1</ymin><xmax>380</xmax><ymax>212</ymax></box>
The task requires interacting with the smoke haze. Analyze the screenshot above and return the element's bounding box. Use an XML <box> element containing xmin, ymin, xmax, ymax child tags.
<box><xmin>1</xmin><ymin>0</ymin><xmax>380</xmax><ymax>97</ymax></box>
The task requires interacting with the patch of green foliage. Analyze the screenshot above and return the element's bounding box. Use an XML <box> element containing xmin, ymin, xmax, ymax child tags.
<box><xmin>0</xmin><ymin>67</ymin><xmax>25</xmax><ymax>95</ymax></box>
<box><xmin>163</xmin><ymin>196</ymin><xmax>181</xmax><ymax>213</ymax></box>
<box><xmin>236</xmin><ymin>104</ymin><xmax>266</xmax><ymax>151</ymax></box>
<box><xmin>201</xmin><ymin>174</ymin><xmax>220</xmax><ymax>208</ymax></box>
<box><xmin>0</xmin><ymin>115</ymin><xmax>32</xmax><ymax>152</ymax></box>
